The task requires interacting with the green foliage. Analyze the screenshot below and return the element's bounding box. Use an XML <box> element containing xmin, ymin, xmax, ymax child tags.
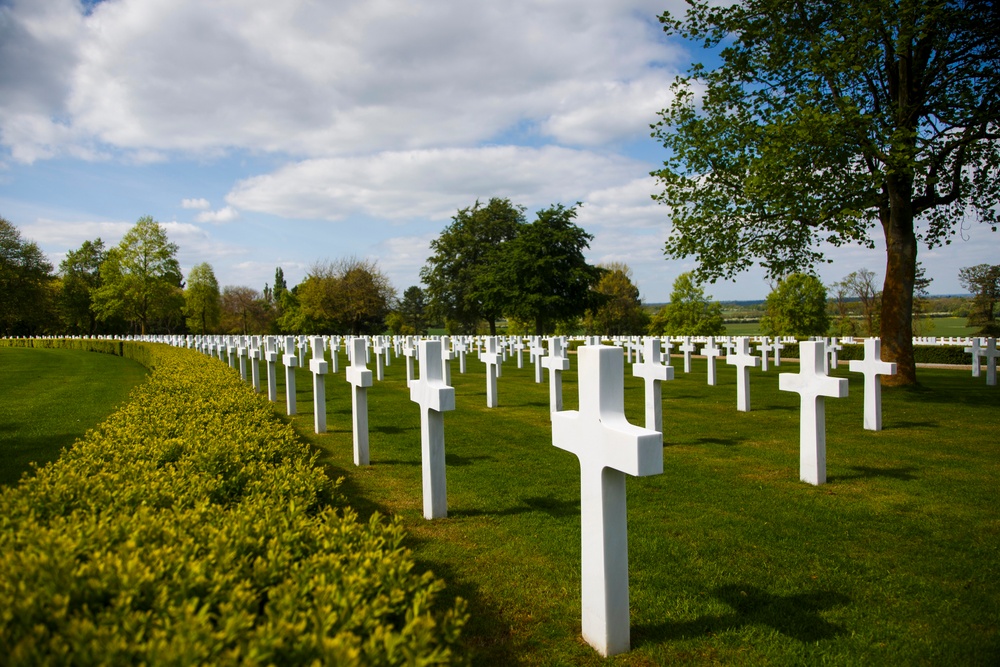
<box><xmin>421</xmin><ymin>198</ymin><xmax>525</xmax><ymax>335</ymax></box>
<box><xmin>502</xmin><ymin>204</ymin><xmax>601</xmax><ymax>335</ymax></box>
<box><xmin>648</xmin><ymin>272</ymin><xmax>725</xmax><ymax>336</ymax></box>
<box><xmin>958</xmin><ymin>263</ymin><xmax>1000</xmax><ymax>336</ymax></box>
<box><xmin>0</xmin><ymin>217</ymin><xmax>55</xmax><ymax>336</ymax></box>
<box><xmin>582</xmin><ymin>263</ymin><xmax>650</xmax><ymax>336</ymax></box>
<box><xmin>92</xmin><ymin>217</ymin><xmax>184</xmax><ymax>335</ymax></box>
<box><xmin>58</xmin><ymin>239</ymin><xmax>107</xmax><ymax>335</ymax></box>
<box><xmin>183</xmin><ymin>262</ymin><xmax>221</xmax><ymax>334</ymax></box>
<box><xmin>219</xmin><ymin>286</ymin><xmax>272</xmax><ymax>335</ymax></box>
<box><xmin>0</xmin><ymin>341</ymin><xmax>467</xmax><ymax>665</ymax></box>
<box><xmin>653</xmin><ymin>0</ymin><xmax>1000</xmax><ymax>382</ymax></box>
<box><xmin>398</xmin><ymin>286</ymin><xmax>428</xmax><ymax>335</ymax></box>
<box><xmin>761</xmin><ymin>273</ymin><xmax>830</xmax><ymax>336</ymax></box>
<box><xmin>297</xmin><ymin>258</ymin><xmax>396</xmax><ymax>335</ymax></box>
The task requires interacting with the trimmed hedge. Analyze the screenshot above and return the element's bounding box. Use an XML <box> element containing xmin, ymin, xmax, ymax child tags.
<box><xmin>0</xmin><ymin>341</ymin><xmax>467</xmax><ymax>665</ymax></box>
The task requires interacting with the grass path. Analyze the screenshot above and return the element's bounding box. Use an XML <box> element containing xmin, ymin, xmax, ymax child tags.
<box><xmin>0</xmin><ymin>347</ymin><xmax>148</xmax><ymax>486</ymax></box>
<box><xmin>267</xmin><ymin>347</ymin><xmax>999</xmax><ymax>665</ymax></box>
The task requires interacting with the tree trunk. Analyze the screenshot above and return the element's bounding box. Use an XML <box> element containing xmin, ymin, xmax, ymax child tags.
<box><xmin>879</xmin><ymin>190</ymin><xmax>918</xmax><ymax>386</ymax></box>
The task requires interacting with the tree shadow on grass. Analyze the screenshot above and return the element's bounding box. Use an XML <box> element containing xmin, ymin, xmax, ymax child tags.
<box><xmin>634</xmin><ymin>584</ymin><xmax>850</xmax><ymax>646</ymax></box>
<box><xmin>688</xmin><ymin>436</ymin><xmax>748</xmax><ymax>448</ymax></box>
<box><xmin>372</xmin><ymin>424</ymin><xmax>419</xmax><ymax>436</ymax></box>
<box><xmin>445</xmin><ymin>453</ymin><xmax>495</xmax><ymax>467</ymax></box>
<box><xmin>886</xmin><ymin>420</ymin><xmax>939</xmax><ymax>430</ymax></box>
<box><xmin>450</xmin><ymin>494</ymin><xmax>579</xmax><ymax>520</ymax></box>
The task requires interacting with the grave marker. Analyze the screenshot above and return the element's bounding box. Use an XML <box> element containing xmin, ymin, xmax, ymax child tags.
<box><xmin>309</xmin><ymin>335</ymin><xmax>328</xmax><ymax>433</ymax></box>
<box><xmin>265</xmin><ymin>336</ymin><xmax>278</xmax><ymax>402</ymax></box>
<box><xmin>680</xmin><ymin>337</ymin><xmax>696</xmax><ymax>373</ymax></box>
<box><xmin>552</xmin><ymin>345</ymin><xmax>663</xmax><ymax>657</ymax></box>
<box><xmin>726</xmin><ymin>337</ymin><xmax>760</xmax><ymax>412</ymax></box>
<box><xmin>409</xmin><ymin>340</ymin><xmax>456</xmax><ymax>519</ymax></box>
<box><xmin>779</xmin><ymin>341</ymin><xmax>848</xmax><ymax>485</ymax></box>
<box><xmin>984</xmin><ymin>337</ymin><xmax>999</xmax><ymax>386</ymax></box>
<box><xmin>632</xmin><ymin>337</ymin><xmax>674</xmax><ymax>433</ymax></box>
<box><xmin>965</xmin><ymin>338</ymin><xmax>982</xmax><ymax>378</ymax></box>
<box><xmin>701</xmin><ymin>337</ymin><xmax>722</xmax><ymax>386</ymax></box>
<box><xmin>346</xmin><ymin>337</ymin><xmax>373</xmax><ymax>466</ymax></box>
<box><xmin>848</xmin><ymin>338</ymin><xmax>896</xmax><ymax>431</ymax></box>
<box><xmin>542</xmin><ymin>337</ymin><xmax>571</xmax><ymax>412</ymax></box>
<box><xmin>481</xmin><ymin>336</ymin><xmax>502</xmax><ymax>408</ymax></box>
<box><xmin>283</xmin><ymin>336</ymin><xmax>298</xmax><ymax>415</ymax></box>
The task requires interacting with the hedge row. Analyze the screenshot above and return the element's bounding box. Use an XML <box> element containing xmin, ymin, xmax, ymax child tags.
<box><xmin>0</xmin><ymin>340</ymin><xmax>467</xmax><ymax>666</ymax></box>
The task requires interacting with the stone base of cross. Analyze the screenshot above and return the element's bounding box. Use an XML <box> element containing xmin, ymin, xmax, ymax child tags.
<box><xmin>779</xmin><ymin>341</ymin><xmax>848</xmax><ymax>485</ymax></box>
<box><xmin>552</xmin><ymin>345</ymin><xmax>663</xmax><ymax>657</ymax></box>
<box><xmin>410</xmin><ymin>340</ymin><xmax>456</xmax><ymax>519</ymax></box>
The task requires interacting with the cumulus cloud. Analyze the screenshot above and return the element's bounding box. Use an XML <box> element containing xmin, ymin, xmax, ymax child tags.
<box><xmin>195</xmin><ymin>206</ymin><xmax>239</xmax><ymax>223</ymax></box>
<box><xmin>226</xmin><ymin>146</ymin><xmax>650</xmax><ymax>221</ymax></box>
<box><xmin>181</xmin><ymin>197</ymin><xmax>210</xmax><ymax>209</ymax></box>
<box><xmin>0</xmin><ymin>0</ymin><xmax>687</xmax><ymax>161</ymax></box>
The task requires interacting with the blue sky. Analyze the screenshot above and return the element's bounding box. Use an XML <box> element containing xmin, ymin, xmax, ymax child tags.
<box><xmin>0</xmin><ymin>0</ymin><xmax>992</xmax><ymax>303</ymax></box>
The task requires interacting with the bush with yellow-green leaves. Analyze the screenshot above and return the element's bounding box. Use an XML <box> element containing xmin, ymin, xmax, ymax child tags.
<box><xmin>0</xmin><ymin>341</ymin><xmax>467</xmax><ymax>665</ymax></box>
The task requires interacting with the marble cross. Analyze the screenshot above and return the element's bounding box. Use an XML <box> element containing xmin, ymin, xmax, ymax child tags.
<box><xmin>701</xmin><ymin>337</ymin><xmax>722</xmax><ymax>386</ymax></box>
<box><xmin>964</xmin><ymin>338</ymin><xmax>982</xmax><ymax>378</ymax></box>
<box><xmin>552</xmin><ymin>345</ymin><xmax>663</xmax><ymax>657</ymax></box>
<box><xmin>531</xmin><ymin>337</ymin><xmax>546</xmax><ymax>383</ymax></box>
<box><xmin>346</xmin><ymin>337</ymin><xmax>373</xmax><ymax>466</ymax></box>
<box><xmin>984</xmin><ymin>337</ymin><xmax>999</xmax><ymax>386</ymax></box>
<box><xmin>632</xmin><ymin>337</ymin><xmax>674</xmax><ymax>433</ymax></box>
<box><xmin>848</xmin><ymin>337</ymin><xmax>896</xmax><ymax>431</ymax></box>
<box><xmin>249</xmin><ymin>337</ymin><xmax>262</xmax><ymax>393</ymax></box>
<box><xmin>757</xmin><ymin>337</ymin><xmax>772</xmax><ymax>372</ymax></box>
<box><xmin>773</xmin><ymin>338</ymin><xmax>785</xmax><ymax>366</ymax></box>
<box><xmin>779</xmin><ymin>341</ymin><xmax>848</xmax><ymax>485</ymax></box>
<box><xmin>265</xmin><ymin>336</ymin><xmax>279</xmax><ymax>402</ymax></box>
<box><xmin>409</xmin><ymin>339</ymin><xmax>456</xmax><ymax>519</ymax></box>
<box><xmin>309</xmin><ymin>335</ymin><xmax>329</xmax><ymax>434</ymax></box>
<box><xmin>403</xmin><ymin>337</ymin><xmax>418</xmax><ymax>385</ymax></box>
<box><xmin>440</xmin><ymin>335</ymin><xmax>454</xmax><ymax>385</ymax></box>
<box><xmin>283</xmin><ymin>336</ymin><xmax>299</xmax><ymax>415</ymax></box>
<box><xmin>726</xmin><ymin>337</ymin><xmax>760</xmax><ymax>412</ymax></box>
<box><xmin>481</xmin><ymin>336</ymin><xmax>502</xmax><ymax>408</ymax></box>
<box><xmin>542</xmin><ymin>336</ymin><xmax>571</xmax><ymax>412</ymax></box>
<box><xmin>679</xmin><ymin>337</ymin><xmax>696</xmax><ymax>373</ymax></box>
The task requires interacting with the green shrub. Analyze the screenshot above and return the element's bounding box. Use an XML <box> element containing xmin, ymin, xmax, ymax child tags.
<box><xmin>0</xmin><ymin>341</ymin><xmax>466</xmax><ymax>665</ymax></box>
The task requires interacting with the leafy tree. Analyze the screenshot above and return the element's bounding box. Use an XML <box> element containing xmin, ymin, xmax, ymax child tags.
<box><xmin>760</xmin><ymin>273</ymin><xmax>830</xmax><ymax>337</ymax></box>
<box><xmin>297</xmin><ymin>258</ymin><xmax>396</xmax><ymax>335</ymax></box>
<box><xmin>220</xmin><ymin>285</ymin><xmax>271</xmax><ymax>335</ymax></box>
<box><xmin>58</xmin><ymin>238</ymin><xmax>107</xmax><ymax>335</ymax></box>
<box><xmin>829</xmin><ymin>278</ymin><xmax>857</xmax><ymax>337</ymax></box>
<box><xmin>582</xmin><ymin>263</ymin><xmax>649</xmax><ymax>335</ymax></box>
<box><xmin>911</xmin><ymin>262</ymin><xmax>934</xmax><ymax>335</ymax></box>
<box><xmin>648</xmin><ymin>272</ymin><xmax>725</xmax><ymax>336</ymax></box>
<box><xmin>653</xmin><ymin>0</ymin><xmax>1000</xmax><ymax>384</ymax></box>
<box><xmin>93</xmin><ymin>216</ymin><xmax>184</xmax><ymax>335</ymax></box>
<box><xmin>502</xmin><ymin>203</ymin><xmax>602</xmax><ymax>335</ymax></box>
<box><xmin>958</xmin><ymin>263</ymin><xmax>1000</xmax><ymax>335</ymax></box>
<box><xmin>183</xmin><ymin>262</ymin><xmax>221</xmax><ymax>334</ymax></box>
<box><xmin>398</xmin><ymin>286</ymin><xmax>428</xmax><ymax>335</ymax></box>
<box><xmin>0</xmin><ymin>217</ymin><xmax>55</xmax><ymax>335</ymax></box>
<box><xmin>838</xmin><ymin>269</ymin><xmax>882</xmax><ymax>336</ymax></box>
<box><xmin>421</xmin><ymin>198</ymin><xmax>525</xmax><ymax>335</ymax></box>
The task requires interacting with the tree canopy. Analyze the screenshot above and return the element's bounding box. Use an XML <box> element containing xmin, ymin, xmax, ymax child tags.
<box><xmin>583</xmin><ymin>263</ymin><xmax>650</xmax><ymax>336</ymax></box>
<box><xmin>959</xmin><ymin>263</ymin><xmax>1000</xmax><ymax>336</ymax></box>
<box><xmin>0</xmin><ymin>217</ymin><xmax>54</xmax><ymax>336</ymax></box>
<box><xmin>649</xmin><ymin>272</ymin><xmax>725</xmax><ymax>336</ymax></box>
<box><xmin>760</xmin><ymin>273</ymin><xmax>830</xmax><ymax>337</ymax></box>
<box><xmin>296</xmin><ymin>258</ymin><xmax>396</xmax><ymax>335</ymax></box>
<box><xmin>183</xmin><ymin>263</ymin><xmax>221</xmax><ymax>334</ymax></box>
<box><xmin>58</xmin><ymin>239</ymin><xmax>107</xmax><ymax>335</ymax></box>
<box><xmin>653</xmin><ymin>0</ymin><xmax>1000</xmax><ymax>384</ymax></box>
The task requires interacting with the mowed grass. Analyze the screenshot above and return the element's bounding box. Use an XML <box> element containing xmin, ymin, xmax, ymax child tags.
<box><xmin>261</xmin><ymin>346</ymin><xmax>1000</xmax><ymax>666</ymax></box>
<box><xmin>724</xmin><ymin>316</ymin><xmax>978</xmax><ymax>337</ymax></box>
<box><xmin>0</xmin><ymin>347</ymin><xmax>148</xmax><ymax>486</ymax></box>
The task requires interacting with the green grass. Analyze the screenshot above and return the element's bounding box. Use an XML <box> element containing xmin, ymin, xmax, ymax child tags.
<box><xmin>0</xmin><ymin>347</ymin><xmax>148</xmax><ymax>486</ymax></box>
<box><xmin>723</xmin><ymin>316</ymin><xmax>979</xmax><ymax>337</ymax></box>
<box><xmin>262</xmin><ymin>347</ymin><xmax>1000</xmax><ymax>665</ymax></box>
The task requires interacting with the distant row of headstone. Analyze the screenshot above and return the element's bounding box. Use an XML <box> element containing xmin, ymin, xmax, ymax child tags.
<box><xmin>19</xmin><ymin>332</ymin><xmax>997</xmax><ymax>656</ymax></box>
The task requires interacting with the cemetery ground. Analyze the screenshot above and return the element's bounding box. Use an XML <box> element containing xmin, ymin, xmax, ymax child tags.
<box><xmin>0</xmin><ymin>347</ymin><xmax>147</xmax><ymax>486</ymax></box>
<box><xmin>275</xmin><ymin>348</ymin><xmax>998</xmax><ymax>665</ymax></box>
<box><xmin>3</xmin><ymin>343</ymin><xmax>997</xmax><ymax>664</ymax></box>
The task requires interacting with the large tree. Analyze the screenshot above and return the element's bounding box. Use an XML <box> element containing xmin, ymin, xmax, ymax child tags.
<box><xmin>958</xmin><ymin>263</ymin><xmax>1000</xmax><ymax>336</ymax></box>
<box><xmin>654</xmin><ymin>0</ymin><xmax>1000</xmax><ymax>384</ymax></box>
<box><xmin>58</xmin><ymin>238</ymin><xmax>106</xmax><ymax>335</ymax></box>
<box><xmin>297</xmin><ymin>258</ymin><xmax>396</xmax><ymax>335</ymax></box>
<box><xmin>93</xmin><ymin>216</ymin><xmax>184</xmax><ymax>335</ymax></box>
<box><xmin>0</xmin><ymin>217</ymin><xmax>55</xmax><ymax>335</ymax></box>
<box><xmin>583</xmin><ymin>263</ymin><xmax>650</xmax><ymax>336</ymax></box>
<box><xmin>183</xmin><ymin>262</ymin><xmax>222</xmax><ymax>334</ymax></box>
<box><xmin>421</xmin><ymin>198</ymin><xmax>525</xmax><ymax>335</ymax></box>
<box><xmin>760</xmin><ymin>273</ymin><xmax>831</xmax><ymax>337</ymax></box>
<box><xmin>502</xmin><ymin>203</ymin><xmax>602</xmax><ymax>335</ymax></box>
<box><xmin>648</xmin><ymin>271</ymin><xmax>725</xmax><ymax>336</ymax></box>
<box><xmin>220</xmin><ymin>285</ymin><xmax>271</xmax><ymax>335</ymax></box>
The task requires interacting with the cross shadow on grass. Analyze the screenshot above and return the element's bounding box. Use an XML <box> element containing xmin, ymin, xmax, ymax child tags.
<box><xmin>687</xmin><ymin>436</ymin><xmax>748</xmax><ymax>448</ymax></box>
<box><xmin>450</xmin><ymin>495</ymin><xmax>579</xmax><ymax>520</ymax></box>
<box><xmin>634</xmin><ymin>584</ymin><xmax>850</xmax><ymax>646</ymax></box>
<box><xmin>445</xmin><ymin>453</ymin><xmax>495</xmax><ymax>466</ymax></box>
<box><xmin>829</xmin><ymin>465</ymin><xmax>919</xmax><ymax>482</ymax></box>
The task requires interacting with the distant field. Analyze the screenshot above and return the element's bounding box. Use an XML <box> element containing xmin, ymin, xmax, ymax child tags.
<box><xmin>722</xmin><ymin>316</ymin><xmax>977</xmax><ymax>338</ymax></box>
<box><xmin>0</xmin><ymin>348</ymin><xmax>148</xmax><ymax>485</ymax></box>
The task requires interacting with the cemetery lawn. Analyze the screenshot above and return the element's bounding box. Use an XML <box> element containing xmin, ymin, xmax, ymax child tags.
<box><xmin>274</xmin><ymin>353</ymin><xmax>999</xmax><ymax>665</ymax></box>
<box><xmin>0</xmin><ymin>347</ymin><xmax>148</xmax><ymax>486</ymax></box>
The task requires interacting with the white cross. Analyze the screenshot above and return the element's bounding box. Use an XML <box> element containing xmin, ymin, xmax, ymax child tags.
<box><xmin>481</xmin><ymin>336</ymin><xmax>502</xmax><ymax>408</ymax></box>
<box><xmin>779</xmin><ymin>341</ymin><xmax>848</xmax><ymax>486</ymax></box>
<box><xmin>328</xmin><ymin>336</ymin><xmax>340</xmax><ymax>374</ymax></box>
<box><xmin>346</xmin><ymin>337</ymin><xmax>373</xmax><ymax>466</ymax></box>
<box><xmin>726</xmin><ymin>337</ymin><xmax>760</xmax><ymax>412</ymax></box>
<box><xmin>454</xmin><ymin>338</ymin><xmax>468</xmax><ymax>374</ymax></box>
<box><xmin>701</xmin><ymin>336</ymin><xmax>722</xmax><ymax>386</ymax></box>
<box><xmin>848</xmin><ymin>338</ymin><xmax>896</xmax><ymax>431</ymax></box>
<box><xmin>531</xmin><ymin>337</ymin><xmax>546</xmax><ymax>383</ymax></box>
<box><xmin>236</xmin><ymin>342</ymin><xmax>248</xmax><ymax>381</ymax></box>
<box><xmin>632</xmin><ymin>337</ymin><xmax>674</xmax><ymax>433</ymax></box>
<box><xmin>409</xmin><ymin>340</ymin><xmax>456</xmax><ymax>519</ymax></box>
<box><xmin>660</xmin><ymin>338</ymin><xmax>674</xmax><ymax>366</ymax></box>
<box><xmin>373</xmin><ymin>336</ymin><xmax>388</xmax><ymax>381</ymax></box>
<box><xmin>965</xmin><ymin>338</ymin><xmax>982</xmax><ymax>378</ymax></box>
<box><xmin>757</xmin><ymin>337</ymin><xmax>772</xmax><ymax>372</ymax></box>
<box><xmin>309</xmin><ymin>335</ymin><xmax>329</xmax><ymax>434</ymax></box>
<box><xmin>249</xmin><ymin>337</ymin><xmax>262</xmax><ymax>393</ymax></box>
<box><xmin>264</xmin><ymin>336</ymin><xmax>279</xmax><ymax>402</ymax></box>
<box><xmin>984</xmin><ymin>337</ymin><xmax>999</xmax><ymax>386</ymax></box>
<box><xmin>283</xmin><ymin>336</ymin><xmax>299</xmax><ymax>415</ymax></box>
<box><xmin>773</xmin><ymin>339</ymin><xmax>785</xmax><ymax>366</ymax></box>
<box><xmin>828</xmin><ymin>337</ymin><xmax>842</xmax><ymax>369</ymax></box>
<box><xmin>679</xmin><ymin>337</ymin><xmax>697</xmax><ymax>373</ymax></box>
<box><xmin>440</xmin><ymin>335</ymin><xmax>454</xmax><ymax>385</ymax></box>
<box><xmin>542</xmin><ymin>336</ymin><xmax>571</xmax><ymax>412</ymax></box>
<box><xmin>403</xmin><ymin>336</ymin><xmax>418</xmax><ymax>385</ymax></box>
<box><xmin>513</xmin><ymin>337</ymin><xmax>526</xmax><ymax>368</ymax></box>
<box><xmin>552</xmin><ymin>345</ymin><xmax>663</xmax><ymax>657</ymax></box>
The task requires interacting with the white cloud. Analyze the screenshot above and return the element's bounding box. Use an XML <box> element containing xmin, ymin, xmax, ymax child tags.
<box><xmin>0</xmin><ymin>0</ymin><xmax>687</xmax><ymax>161</ymax></box>
<box><xmin>181</xmin><ymin>197</ymin><xmax>210</xmax><ymax>209</ymax></box>
<box><xmin>226</xmin><ymin>146</ymin><xmax>650</xmax><ymax>221</ymax></box>
<box><xmin>195</xmin><ymin>206</ymin><xmax>239</xmax><ymax>223</ymax></box>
